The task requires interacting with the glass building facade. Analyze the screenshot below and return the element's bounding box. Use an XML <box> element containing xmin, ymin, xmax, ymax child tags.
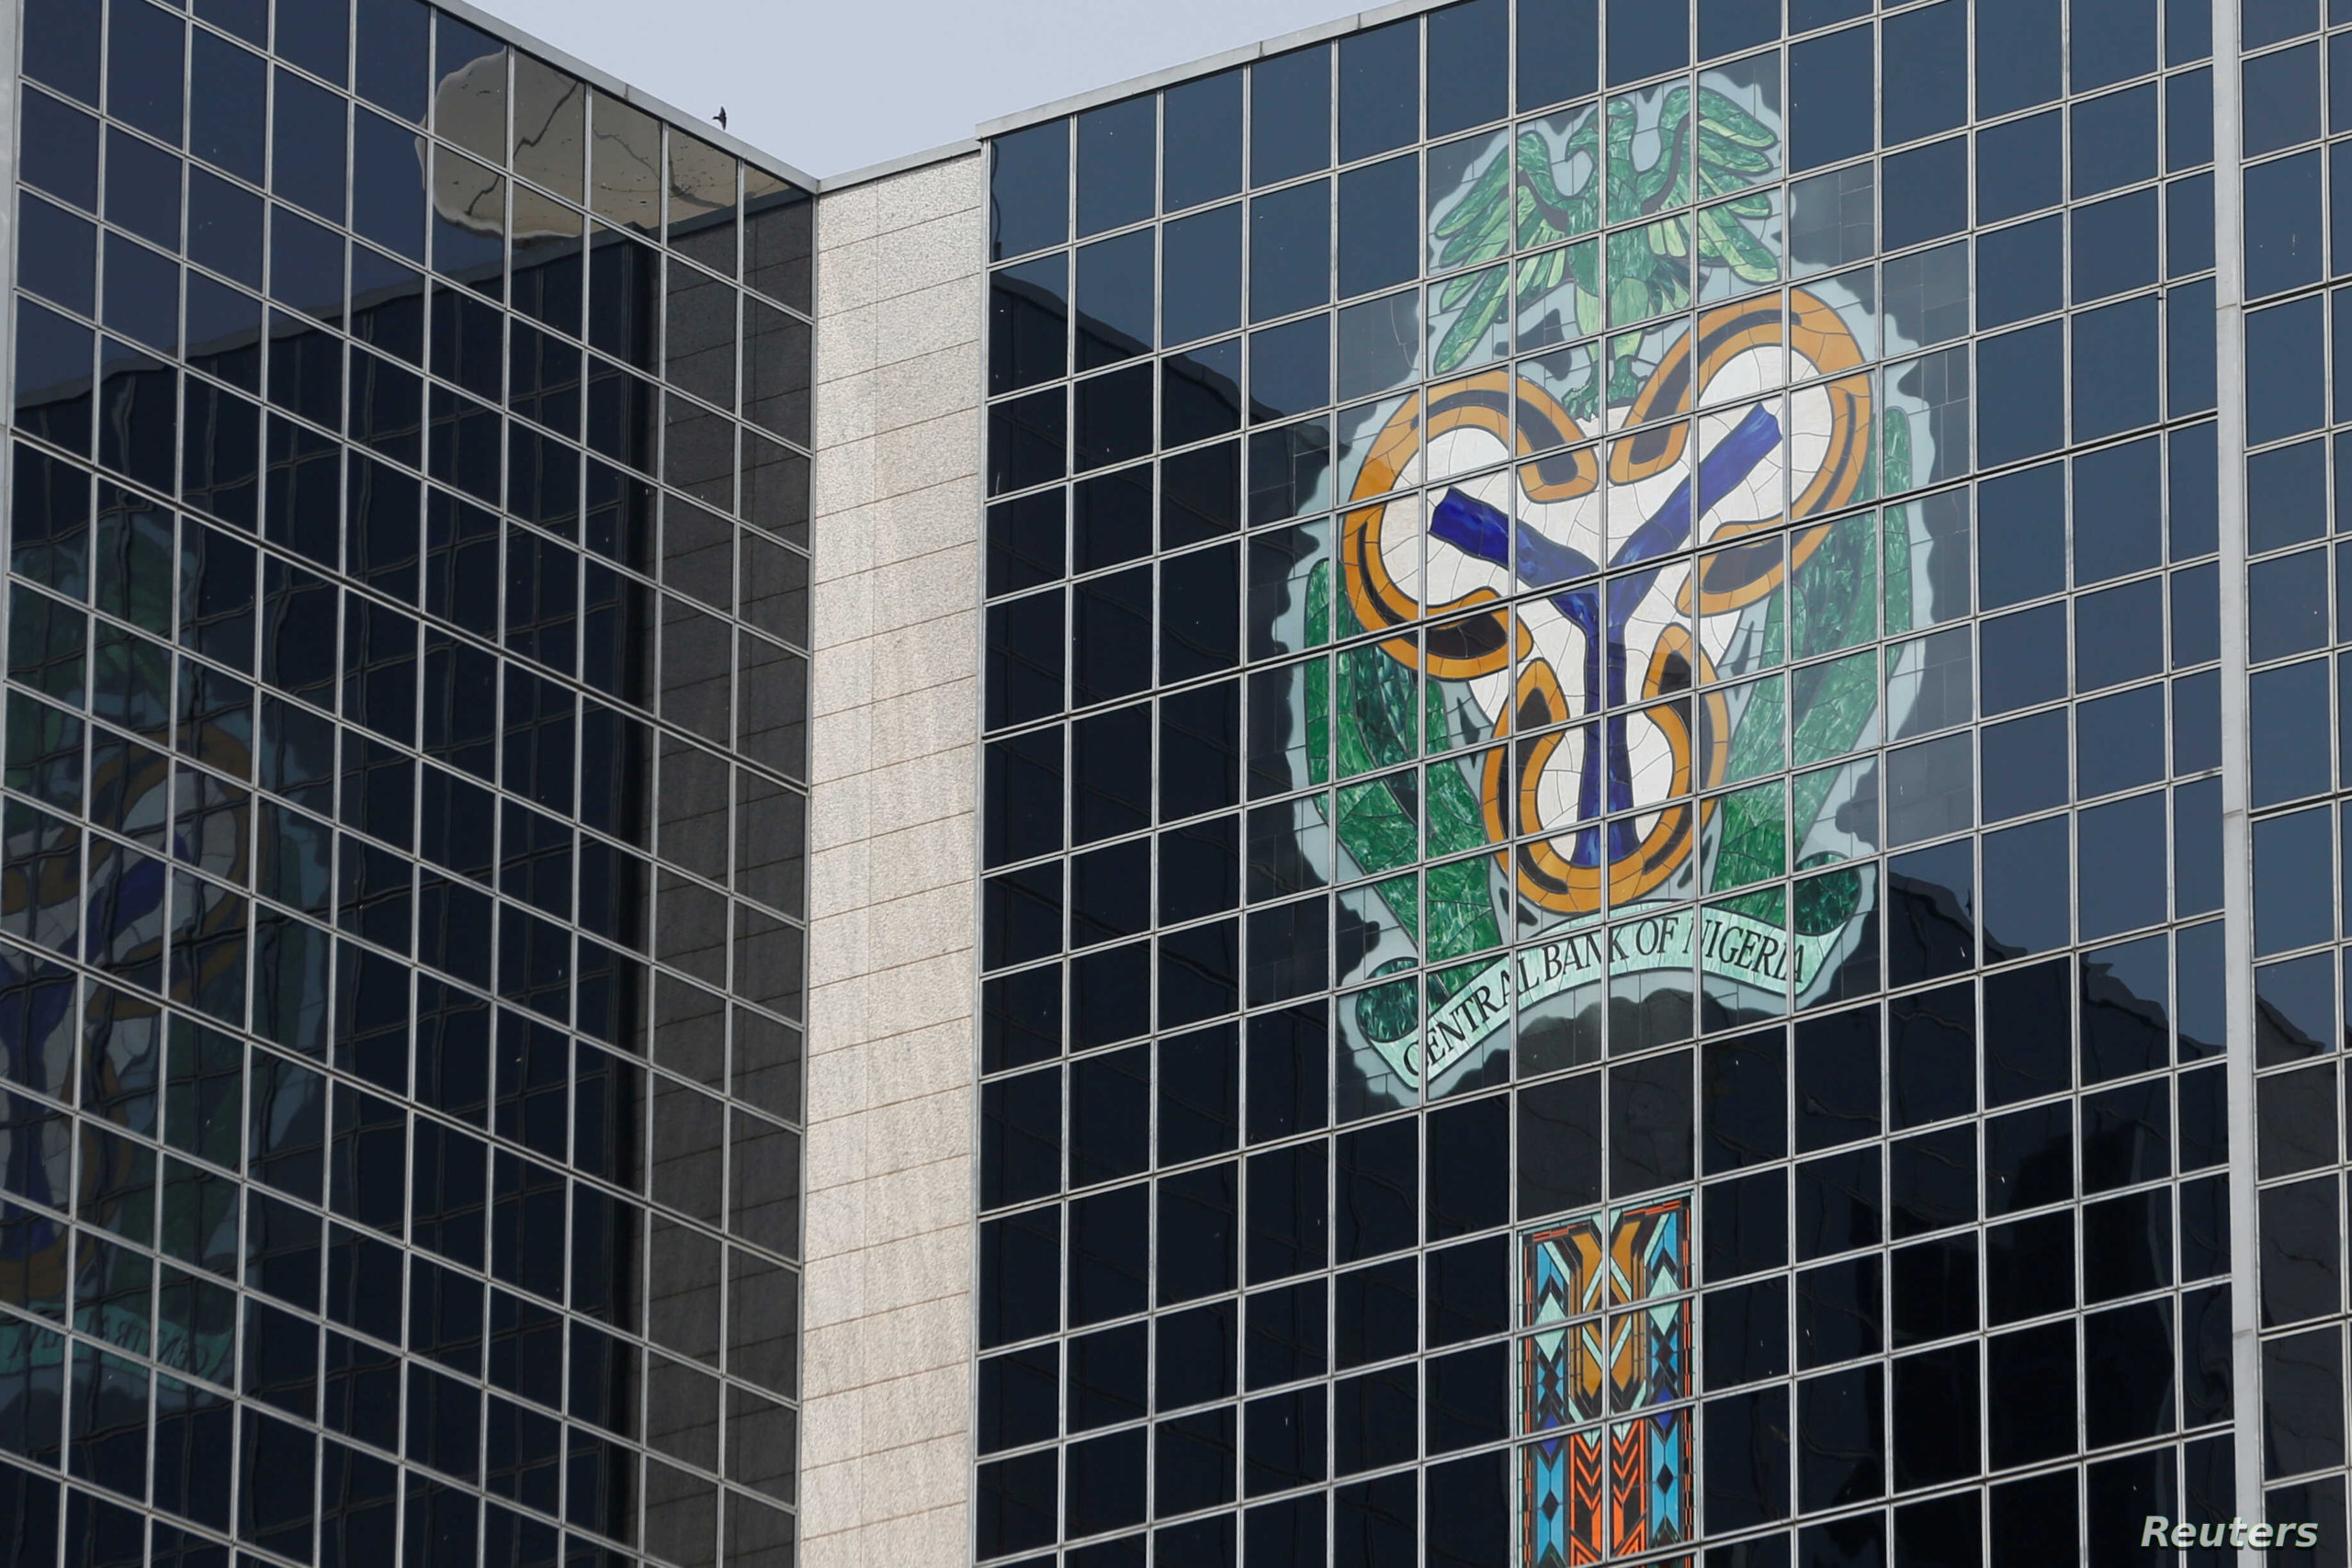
<box><xmin>7</xmin><ymin>0</ymin><xmax>2352</xmax><ymax>1565</ymax></box>
<box><xmin>1</xmin><ymin>1</ymin><xmax>813</xmax><ymax>1565</ymax></box>
<box><xmin>975</xmin><ymin>0</ymin><xmax>2284</xmax><ymax>1563</ymax></box>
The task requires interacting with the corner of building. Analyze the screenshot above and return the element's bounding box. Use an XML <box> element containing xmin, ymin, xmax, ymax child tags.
<box><xmin>799</xmin><ymin>144</ymin><xmax>988</xmax><ymax>1568</ymax></box>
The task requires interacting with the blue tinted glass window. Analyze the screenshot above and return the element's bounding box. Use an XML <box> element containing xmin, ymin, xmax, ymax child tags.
<box><xmin>1982</xmin><ymin>816</ymin><xmax>2071</xmax><ymax>957</ymax></box>
<box><xmin>2071</xmin><ymin>437</ymin><xmax>2161</xmax><ymax>585</ymax></box>
<box><xmin>2071</xmin><ymin>296</ymin><xmax>2161</xmax><ymax>442</ymax></box>
<box><xmin>1163</xmin><ymin>205</ymin><xmax>1243</xmax><ymax>346</ymax></box>
<box><xmin>1790</xmin><ymin>26</ymin><xmax>1873</xmax><ymax>171</ymax></box>
<box><xmin>2245</xmin><ymin>150</ymin><xmax>2323</xmax><ymax>299</ymax></box>
<box><xmin>1975</xmin><ymin>323</ymin><xmax>2064</xmax><ymax>467</ymax></box>
<box><xmin>2072</xmin><ymin>575</ymin><xmax>2163</xmax><ymax>691</ymax></box>
<box><xmin>1792</xmin><ymin>0</ymin><xmax>1869</xmax><ymax>28</ymax></box>
<box><xmin>2243</xmin><ymin>0</ymin><xmax>2319</xmax><ymax>49</ymax></box>
<box><xmin>991</xmin><ymin>254</ymin><xmax>1068</xmax><ymax>395</ymax></box>
<box><xmin>1250</xmin><ymin>184</ymin><xmax>1331</xmax><ymax>322</ymax></box>
<box><xmin>1340</xmin><ymin>21</ymin><xmax>1419</xmax><ymax>163</ymax></box>
<box><xmin>1079</xmin><ymin>97</ymin><xmax>1156</xmax><ymax>239</ymax></box>
<box><xmin>1977</xmin><ymin>463</ymin><xmax>2064</xmax><ymax>610</ymax></box>
<box><xmin>1977</xmin><ymin>111</ymin><xmax>2062</xmax><ymax>225</ymax></box>
<box><xmin>992</xmin><ymin>122</ymin><xmax>1069</xmax><ymax>262</ymax></box>
<box><xmin>1975</xmin><ymin>0</ymin><xmax>2061</xmax><ymax>116</ymax></box>
<box><xmin>354</xmin><ymin>109</ymin><xmax>427</xmax><ymax>264</ymax></box>
<box><xmin>1164</xmin><ymin>72</ymin><xmax>1243</xmax><ymax>212</ymax></box>
<box><xmin>2075</xmin><ymin>686</ymin><xmax>2165</xmax><ymax>800</ymax></box>
<box><xmin>1609</xmin><ymin>0</ymin><xmax>1690</xmax><ymax>84</ymax></box>
<box><xmin>2069</xmin><ymin>0</ymin><xmax>2155</xmax><ymax>91</ymax></box>
<box><xmin>1883</xmin><ymin>138</ymin><xmax>1967</xmax><ymax>249</ymax></box>
<box><xmin>1980</xmin><ymin>602</ymin><xmax>2068</xmax><ymax>714</ymax></box>
<box><xmin>2244</xmin><ymin>42</ymin><xmax>2322</xmax><ymax>159</ymax></box>
<box><xmin>190</xmin><ymin>31</ymin><xmax>266</xmax><ymax>185</ymax></box>
<box><xmin>272</xmin><ymin>210</ymin><xmax>346</xmax><ymax>322</ymax></box>
<box><xmin>2071</xmin><ymin>85</ymin><xmax>2158</xmax><ymax>198</ymax></box>
<box><xmin>2253</xmin><ymin>807</ymin><xmax>2333</xmax><ymax>956</ymax></box>
<box><xmin>2165</xmin><ymin>0</ymin><xmax>2211</xmax><ymax>62</ymax></box>
<box><xmin>276</xmin><ymin>0</ymin><xmax>350</xmax><ymax>85</ymax></box>
<box><xmin>104</xmin><ymin>232</ymin><xmax>179</xmax><ymax>355</ymax></box>
<box><xmin>1983</xmin><ymin>710</ymin><xmax>2068</xmax><ymax>822</ymax></box>
<box><xmin>2249</xmin><ymin>549</ymin><xmax>2329</xmax><ymax>664</ymax></box>
<box><xmin>1250</xmin><ymin>316</ymin><xmax>1331</xmax><ymax>423</ymax></box>
<box><xmin>1253</xmin><ymin>48</ymin><xmax>1331</xmax><ymax>186</ymax></box>
<box><xmin>2247</xmin><ymin>438</ymin><xmax>2326</xmax><ymax>555</ymax></box>
<box><xmin>274</xmin><ymin>70</ymin><xmax>351</xmax><ymax>225</ymax></box>
<box><xmin>2170</xmin><ymin>567</ymin><xmax>2221</xmax><ymax>669</ymax></box>
<box><xmin>191</xmin><ymin>169</ymin><xmax>264</xmax><ymax>288</ymax></box>
<box><xmin>24</xmin><ymin>0</ymin><xmax>102</xmax><ymax>105</ymax></box>
<box><xmin>1702</xmin><ymin>0</ymin><xmax>1778</xmax><ymax>59</ymax></box>
<box><xmin>2245</xmin><ymin>294</ymin><xmax>2325</xmax><ymax>444</ymax></box>
<box><xmin>16</xmin><ymin>299</ymin><xmax>95</xmax><ymax>454</ymax></box>
<box><xmin>2251</xmin><ymin>659</ymin><xmax>2333</xmax><ymax>807</ymax></box>
<box><xmin>18</xmin><ymin>194</ymin><xmax>97</xmax><ymax>317</ymax></box>
<box><xmin>356</xmin><ymin>0</ymin><xmax>432</xmax><ymax>122</ymax></box>
<box><xmin>23</xmin><ymin>89</ymin><xmax>100</xmax><ymax>212</ymax></box>
<box><xmin>1519</xmin><ymin>0</ymin><xmax>1600</xmax><ymax>108</ymax></box>
<box><xmin>2076</xmin><ymin>792</ymin><xmax>2166</xmax><ymax>940</ymax></box>
<box><xmin>2166</xmin><ymin>69</ymin><xmax>2212</xmax><ymax>173</ymax></box>
<box><xmin>2168</xmin><ymin>424</ymin><xmax>2218</xmax><ymax>560</ymax></box>
<box><xmin>105</xmin><ymin>129</ymin><xmax>182</xmax><ymax>252</ymax></box>
<box><xmin>1076</xmin><ymin>231</ymin><xmax>1155</xmax><ymax>370</ymax></box>
<box><xmin>1427</xmin><ymin>0</ymin><xmax>1507</xmax><ymax>136</ymax></box>
<box><xmin>108</xmin><ymin>0</ymin><xmax>186</xmax><ymax>145</ymax></box>
<box><xmin>1338</xmin><ymin>156</ymin><xmax>1418</xmax><ymax>299</ymax></box>
<box><xmin>2165</xmin><ymin>174</ymin><xmax>2215</xmax><ymax>277</ymax></box>
<box><xmin>2079</xmin><ymin>191</ymin><xmax>2154</xmax><ymax>305</ymax></box>
<box><xmin>1881</xmin><ymin>0</ymin><xmax>1965</xmax><ymax>146</ymax></box>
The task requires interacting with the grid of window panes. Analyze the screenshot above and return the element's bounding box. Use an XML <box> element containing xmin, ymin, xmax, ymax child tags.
<box><xmin>3</xmin><ymin>1</ymin><xmax>812</xmax><ymax>1565</ymax></box>
<box><xmin>977</xmin><ymin>0</ymin><xmax>2242</xmax><ymax>1563</ymax></box>
<box><xmin>2239</xmin><ymin>0</ymin><xmax>2352</xmax><ymax>1553</ymax></box>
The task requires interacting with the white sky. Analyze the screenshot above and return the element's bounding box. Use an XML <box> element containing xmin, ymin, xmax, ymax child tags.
<box><xmin>482</xmin><ymin>0</ymin><xmax>1363</xmax><ymax>179</ymax></box>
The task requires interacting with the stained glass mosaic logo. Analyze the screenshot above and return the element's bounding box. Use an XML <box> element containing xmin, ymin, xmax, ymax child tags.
<box><xmin>1317</xmin><ymin>62</ymin><xmax>1916</xmax><ymax>1096</ymax></box>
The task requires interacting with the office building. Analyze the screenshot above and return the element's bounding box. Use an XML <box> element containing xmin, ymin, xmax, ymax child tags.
<box><xmin>2</xmin><ymin>0</ymin><xmax>812</xmax><ymax>1563</ymax></box>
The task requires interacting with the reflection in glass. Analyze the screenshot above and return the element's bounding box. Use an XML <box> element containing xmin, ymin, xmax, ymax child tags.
<box><xmin>1426</xmin><ymin>129</ymin><xmax>1510</xmax><ymax>276</ymax></box>
<box><xmin>590</xmin><ymin>92</ymin><xmax>662</xmax><ymax>235</ymax></box>
<box><xmin>513</xmin><ymin>54</ymin><xmax>585</xmax><ymax>202</ymax></box>
<box><xmin>1429</xmin><ymin>264</ymin><xmax>1510</xmax><ymax>378</ymax></box>
<box><xmin>667</xmin><ymin>131</ymin><xmax>739</xmax><ymax>271</ymax></box>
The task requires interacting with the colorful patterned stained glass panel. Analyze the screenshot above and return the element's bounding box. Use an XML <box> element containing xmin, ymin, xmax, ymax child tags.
<box><xmin>1610</xmin><ymin>1408</ymin><xmax>1694</xmax><ymax>1556</ymax></box>
<box><xmin>1607</xmin><ymin>1194</ymin><xmax>1690</xmax><ymax>1304</ymax></box>
<box><xmin>1521</xmin><ymin>1428</ymin><xmax>1605</xmax><ymax>1568</ymax></box>
<box><xmin>1524</xmin><ymin>1212</ymin><xmax>1606</xmax><ymax>1326</ymax></box>
<box><xmin>1521</xmin><ymin>1412</ymin><xmax>1693</xmax><ymax>1566</ymax></box>
<box><xmin>1522</xmin><ymin>1320</ymin><xmax>1608</xmax><ymax>1432</ymax></box>
<box><xmin>1608</xmin><ymin>1300</ymin><xmax>1690</xmax><ymax>1412</ymax></box>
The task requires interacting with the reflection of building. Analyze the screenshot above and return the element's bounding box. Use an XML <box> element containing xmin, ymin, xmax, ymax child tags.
<box><xmin>6</xmin><ymin>2</ymin><xmax>2350</xmax><ymax>1567</ymax></box>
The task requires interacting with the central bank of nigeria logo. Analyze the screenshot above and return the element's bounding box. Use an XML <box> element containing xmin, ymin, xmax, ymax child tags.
<box><xmin>1340</xmin><ymin>288</ymin><xmax>1871</xmax><ymax>920</ymax></box>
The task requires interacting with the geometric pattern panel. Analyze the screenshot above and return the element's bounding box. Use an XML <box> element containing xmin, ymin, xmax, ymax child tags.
<box><xmin>1607</xmin><ymin>1197</ymin><xmax>1690</xmax><ymax>1305</ymax></box>
<box><xmin>1525</xmin><ymin>1213</ymin><xmax>1607</xmax><ymax>1326</ymax></box>
<box><xmin>1609</xmin><ymin>1301</ymin><xmax>1690</xmax><ymax>1413</ymax></box>
<box><xmin>1521</xmin><ymin>1410</ymin><xmax>1693</xmax><ymax>1565</ymax></box>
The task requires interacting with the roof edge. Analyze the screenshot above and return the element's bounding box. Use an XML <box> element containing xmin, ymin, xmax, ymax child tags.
<box><xmin>822</xmin><ymin>140</ymin><xmax>985</xmax><ymax>192</ymax></box>
<box><xmin>434</xmin><ymin>0</ymin><xmax>826</xmax><ymax>190</ymax></box>
<box><xmin>971</xmin><ymin>0</ymin><xmax>1455</xmax><ymax>141</ymax></box>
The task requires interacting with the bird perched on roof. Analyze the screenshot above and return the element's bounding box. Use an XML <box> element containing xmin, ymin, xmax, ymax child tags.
<box><xmin>714</xmin><ymin>107</ymin><xmax>729</xmax><ymax>130</ymax></box>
